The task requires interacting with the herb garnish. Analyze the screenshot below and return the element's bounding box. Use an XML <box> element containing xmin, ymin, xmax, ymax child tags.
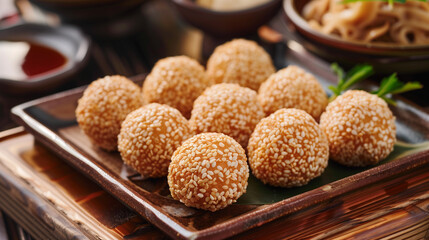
<box><xmin>328</xmin><ymin>63</ymin><xmax>374</xmax><ymax>101</ymax></box>
<box><xmin>329</xmin><ymin>63</ymin><xmax>423</xmax><ymax>105</ymax></box>
<box><xmin>371</xmin><ymin>73</ymin><xmax>423</xmax><ymax>105</ymax></box>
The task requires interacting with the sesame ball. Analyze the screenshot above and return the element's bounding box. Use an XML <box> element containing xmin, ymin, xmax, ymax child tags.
<box><xmin>320</xmin><ymin>90</ymin><xmax>396</xmax><ymax>167</ymax></box>
<box><xmin>248</xmin><ymin>109</ymin><xmax>329</xmax><ymax>187</ymax></box>
<box><xmin>76</xmin><ymin>75</ymin><xmax>144</xmax><ymax>151</ymax></box>
<box><xmin>206</xmin><ymin>39</ymin><xmax>275</xmax><ymax>91</ymax></box>
<box><xmin>258</xmin><ymin>66</ymin><xmax>328</xmax><ymax>120</ymax></box>
<box><xmin>142</xmin><ymin>56</ymin><xmax>212</xmax><ymax>118</ymax></box>
<box><xmin>168</xmin><ymin>133</ymin><xmax>249</xmax><ymax>212</ymax></box>
<box><xmin>118</xmin><ymin>103</ymin><xmax>193</xmax><ymax>178</ymax></box>
<box><xmin>189</xmin><ymin>83</ymin><xmax>265</xmax><ymax>148</ymax></box>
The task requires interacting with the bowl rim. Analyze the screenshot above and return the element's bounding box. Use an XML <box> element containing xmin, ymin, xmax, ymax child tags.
<box><xmin>284</xmin><ymin>0</ymin><xmax>429</xmax><ymax>51</ymax></box>
<box><xmin>171</xmin><ymin>0</ymin><xmax>282</xmax><ymax>16</ymax></box>
<box><xmin>0</xmin><ymin>22</ymin><xmax>91</xmax><ymax>88</ymax></box>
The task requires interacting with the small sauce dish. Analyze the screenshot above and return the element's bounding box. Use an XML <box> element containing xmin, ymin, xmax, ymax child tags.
<box><xmin>0</xmin><ymin>23</ymin><xmax>91</xmax><ymax>94</ymax></box>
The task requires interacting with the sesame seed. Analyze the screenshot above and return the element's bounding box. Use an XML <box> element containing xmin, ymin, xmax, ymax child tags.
<box><xmin>189</xmin><ymin>83</ymin><xmax>265</xmax><ymax>148</ymax></box>
<box><xmin>248</xmin><ymin>108</ymin><xmax>329</xmax><ymax>187</ymax></box>
<box><xmin>142</xmin><ymin>56</ymin><xmax>212</xmax><ymax>118</ymax></box>
<box><xmin>118</xmin><ymin>103</ymin><xmax>193</xmax><ymax>178</ymax></box>
<box><xmin>258</xmin><ymin>66</ymin><xmax>328</xmax><ymax>120</ymax></box>
<box><xmin>206</xmin><ymin>39</ymin><xmax>275</xmax><ymax>91</ymax></box>
<box><xmin>168</xmin><ymin>133</ymin><xmax>249</xmax><ymax>212</ymax></box>
<box><xmin>320</xmin><ymin>90</ymin><xmax>396</xmax><ymax>167</ymax></box>
<box><xmin>76</xmin><ymin>75</ymin><xmax>144</xmax><ymax>151</ymax></box>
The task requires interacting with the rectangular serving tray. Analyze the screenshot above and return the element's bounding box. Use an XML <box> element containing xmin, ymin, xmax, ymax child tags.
<box><xmin>11</xmin><ymin>43</ymin><xmax>429</xmax><ymax>239</ymax></box>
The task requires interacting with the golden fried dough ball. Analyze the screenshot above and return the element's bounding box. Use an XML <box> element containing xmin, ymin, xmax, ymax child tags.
<box><xmin>258</xmin><ymin>66</ymin><xmax>328</xmax><ymax>120</ymax></box>
<box><xmin>142</xmin><ymin>56</ymin><xmax>212</xmax><ymax>118</ymax></box>
<box><xmin>76</xmin><ymin>75</ymin><xmax>144</xmax><ymax>151</ymax></box>
<box><xmin>118</xmin><ymin>103</ymin><xmax>193</xmax><ymax>178</ymax></box>
<box><xmin>248</xmin><ymin>109</ymin><xmax>329</xmax><ymax>187</ymax></box>
<box><xmin>206</xmin><ymin>39</ymin><xmax>275</xmax><ymax>91</ymax></box>
<box><xmin>320</xmin><ymin>90</ymin><xmax>396</xmax><ymax>167</ymax></box>
<box><xmin>168</xmin><ymin>133</ymin><xmax>249</xmax><ymax>211</ymax></box>
<box><xmin>189</xmin><ymin>83</ymin><xmax>265</xmax><ymax>148</ymax></box>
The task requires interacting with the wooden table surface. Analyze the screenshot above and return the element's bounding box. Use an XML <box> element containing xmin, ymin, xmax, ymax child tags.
<box><xmin>0</xmin><ymin>0</ymin><xmax>429</xmax><ymax>239</ymax></box>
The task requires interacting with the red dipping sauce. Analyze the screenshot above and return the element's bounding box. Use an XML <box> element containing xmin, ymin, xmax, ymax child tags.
<box><xmin>0</xmin><ymin>41</ymin><xmax>67</xmax><ymax>81</ymax></box>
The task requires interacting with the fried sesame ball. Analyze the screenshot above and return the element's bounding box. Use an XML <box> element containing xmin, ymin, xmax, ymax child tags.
<box><xmin>76</xmin><ymin>75</ymin><xmax>144</xmax><ymax>151</ymax></box>
<box><xmin>320</xmin><ymin>90</ymin><xmax>396</xmax><ymax>167</ymax></box>
<box><xmin>248</xmin><ymin>109</ymin><xmax>329</xmax><ymax>187</ymax></box>
<box><xmin>142</xmin><ymin>56</ymin><xmax>212</xmax><ymax>118</ymax></box>
<box><xmin>118</xmin><ymin>103</ymin><xmax>193</xmax><ymax>178</ymax></box>
<box><xmin>258</xmin><ymin>66</ymin><xmax>328</xmax><ymax>120</ymax></box>
<box><xmin>168</xmin><ymin>133</ymin><xmax>249</xmax><ymax>212</ymax></box>
<box><xmin>206</xmin><ymin>39</ymin><xmax>275</xmax><ymax>91</ymax></box>
<box><xmin>189</xmin><ymin>83</ymin><xmax>265</xmax><ymax>148</ymax></box>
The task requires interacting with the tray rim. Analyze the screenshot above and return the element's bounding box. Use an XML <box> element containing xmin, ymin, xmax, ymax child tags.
<box><xmin>10</xmin><ymin>79</ymin><xmax>429</xmax><ymax>240</ymax></box>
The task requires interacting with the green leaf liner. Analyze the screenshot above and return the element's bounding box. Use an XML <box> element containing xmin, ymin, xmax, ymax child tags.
<box><xmin>237</xmin><ymin>141</ymin><xmax>429</xmax><ymax>205</ymax></box>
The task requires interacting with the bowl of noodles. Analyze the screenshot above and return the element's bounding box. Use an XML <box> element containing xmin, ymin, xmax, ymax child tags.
<box><xmin>284</xmin><ymin>0</ymin><xmax>429</xmax><ymax>73</ymax></box>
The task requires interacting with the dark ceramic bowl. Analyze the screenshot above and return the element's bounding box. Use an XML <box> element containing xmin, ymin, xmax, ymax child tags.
<box><xmin>284</xmin><ymin>0</ymin><xmax>429</xmax><ymax>74</ymax></box>
<box><xmin>171</xmin><ymin>0</ymin><xmax>282</xmax><ymax>38</ymax></box>
<box><xmin>28</xmin><ymin>0</ymin><xmax>147</xmax><ymax>22</ymax></box>
<box><xmin>0</xmin><ymin>23</ymin><xmax>91</xmax><ymax>95</ymax></box>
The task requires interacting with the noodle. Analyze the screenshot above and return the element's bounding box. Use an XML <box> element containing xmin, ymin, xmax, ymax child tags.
<box><xmin>302</xmin><ymin>0</ymin><xmax>429</xmax><ymax>45</ymax></box>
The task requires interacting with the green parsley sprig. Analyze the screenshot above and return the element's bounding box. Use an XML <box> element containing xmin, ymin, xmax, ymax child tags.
<box><xmin>329</xmin><ymin>63</ymin><xmax>423</xmax><ymax>105</ymax></box>
<box><xmin>371</xmin><ymin>73</ymin><xmax>423</xmax><ymax>105</ymax></box>
<box><xmin>328</xmin><ymin>63</ymin><xmax>374</xmax><ymax>101</ymax></box>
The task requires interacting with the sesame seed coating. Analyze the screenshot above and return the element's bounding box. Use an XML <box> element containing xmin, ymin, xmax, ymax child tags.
<box><xmin>189</xmin><ymin>83</ymin><xmax>265</xmax><ymax>148</ymax></box>
<box><xmin>206</xmin><ymin>39</ymin><xmax>275</xmax><ymax>91</ymax></box>
<box><xmin>76</xmin><ymin>75</ymin><xmax>144</xmax><ymax>151</ymax></box>
<box><xmin>248</xmin><ymin>109</ymin><xmax>329</xmax><ymax>187</ymax></box>
<box><xmin>258</xmin><ymin>66</ymin><xmax>328</xmax><ymax>120</ymax></box>
<box><xmin>320</xmin><ymin>90</ymin><xmax>396</xmax><ymax>167</ymax></box>
<box><xmin>118</xmin><ymin>103</ymin><xmax>193</xmax><ymax>178</ymax></box>
<box><xmin>168</xmin><ymin>133</ymin><xmax>249</xmax><ymax>212</ymax></box>
<box><xmin>142</xmin><ymin>56</ymin><xmax>213</xmax><ymax>118</ymax></box>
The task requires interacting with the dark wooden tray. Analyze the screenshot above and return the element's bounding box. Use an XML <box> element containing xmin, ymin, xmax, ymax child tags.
<box><xmin>11</xmin><ymin>46</ymin><xmax>429</xmax><ymax>239</ymax></box>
